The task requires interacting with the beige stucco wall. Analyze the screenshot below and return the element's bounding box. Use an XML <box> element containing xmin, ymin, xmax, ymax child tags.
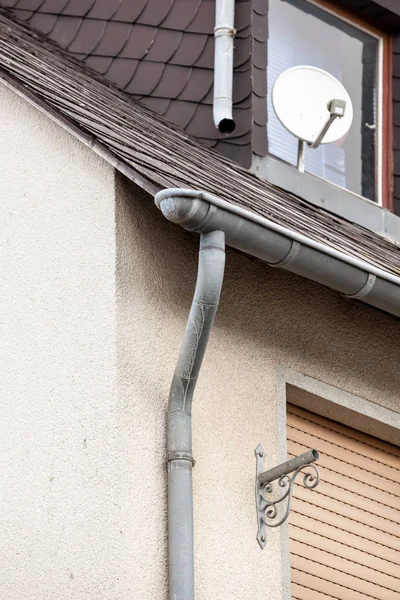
<box><xmin>2</xmin><ymin>82</ymin><xmax>400</xmax><ymax>600</ymax></box>
<box><xmin>0</xmin><ymin>85</ymin><xmax>121</xmax><ymax>599</ymax></box>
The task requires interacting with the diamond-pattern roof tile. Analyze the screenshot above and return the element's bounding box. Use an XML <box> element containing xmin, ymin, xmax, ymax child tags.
<box><xmin>136</xmin><ymin>0</ymin><xmax>174</xmax><ymax>27</ymax></box>
<box><xmin>15</xmin><ymin>0</ymin><xmax>42</xmax><ymax>9</ymax></box>
<box><xmin>39</xmin><ymin>0</ymin><xmax>69</xmax><ymax>12</ymax></box>
<box><xmin>145</xmin><ymin>28</ymin><xmax>182</xmax><ymax>63</ymax></box>
<box><xmin>169</xmin><ymin>32</ymin><xmax>208</xmax><ymax>66</ymax></box>
<box><xmin>152</xmin><ymin>64</ymin><xmax>191</xmax><ymax>98</ymax></box>
<box><xmin>178</xmin><ymin>68</ymin><xmax>213</xmax><ymax>102</ymax></box>
<box><xmin>164</xmin><ymin>100</ymin><xmax>198</xmax><ymax>129</ymax></box>
<box><xmin>125</xmin><ymin>60</ymin><xmax>164</xmax><ymax>95</ymax></box>
<box><xmin>29</xmin><ymin>11</ymin><xmax>56</xmax><ymax>32</ymax></box>
<box><xmin>138</xmin><ymin>96</ymin><xmax>171</xmax><ymax>115</ymax></box>
<box><xmin>85</xmin><ymin>0</ymin><xmax>120</xmax><ymax>21</ymax></box>
<box><xmin>161</xmin><ymin>0</ymin><xmax>201</xmax><ymax>31</ymax></box>
<box><xmin>185</xmin><ymin>0</ymin><xmax>215</xmax><ymax>34</ymax></box>
<box><xmin>118</xmin><ymin>24</ymin><xmax>156</xmax><ymax>59</ymax></box>
<box><xmin>67</xmin><ymin>18</ymin><xmax>104</xmax><ymax>54</ymax></box>
<box><xmin>112</xmin><ymin>0</ymin><xmax>148</xmax><ymax>23</ymax></box>
<box><xmin>103</xmin><ymin>57</ymin><xmax>137</xmax><ymax>87</ymax></box>
<box><xmin>1</xmin><ymin>0</ymin><xmax>254</xmax><ymax>167</ymax></box>
<box><xmin>48</xmin><ymin>15</ymin><xmax>81</xmax><ymax>47</ymax></box>
<box><xmin>61</xmin><ymin>0</ymin><xmax>96</xmax><ymax>17</ymax></box>
<box><xmin>84</xmin><ymin>54</ymin><xmax>113</xmax><ymax>74</ymax></box>
<box><xmin>12</xmin><ymin>8</ymin><xmax>31</xmax><ymax>19</ymax></box>
<box><xmin>92</xmin><ymin>21</ymin><xmax>131</xmax><ymax>56</ymax></box>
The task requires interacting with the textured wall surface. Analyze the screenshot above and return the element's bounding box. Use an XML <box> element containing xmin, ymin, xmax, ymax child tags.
<box><xmin>116</xmin><ymin>175</ymin><xmax>400</xmax><ymax>600</ymax></box>
<box><xmin>2</xmin><ymin>80</ymin><xmax>400</xmax><ymax>600</ymax></box>
<box><xmin>0</xmin><ymin>85</ymin><xmax>120</xmax><ymax>599</ymax></box>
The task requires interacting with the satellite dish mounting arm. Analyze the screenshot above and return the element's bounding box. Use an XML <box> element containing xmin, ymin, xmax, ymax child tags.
<box><xmin>309</xmin><ymin>98</ymin><xmax>347</xmax><ymax>149</ymax></box>
<box><xmin>297</xmin><ymin>98</ymin><xmax>346</xmax><ymax>172</ymax></box>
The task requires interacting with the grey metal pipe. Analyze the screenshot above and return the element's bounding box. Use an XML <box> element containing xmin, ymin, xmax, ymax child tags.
<box><xmin>167</xmin><ymin>230</ymin><xmax>226</xmax><ymax>600</ymax></box>
<box><xmin>258</xmin><ymin>449</ymin><xmax>319</xmax><ymax>485</ymax></box>
<box><xmin>213</xmin><ymin>0</ymin><xmax>236</xmax><ymax>133</ymax></box>
<box><xmin>155</xmin><ymin>189</ymin><xmax>400</xmax><ymax>317</ymax></box>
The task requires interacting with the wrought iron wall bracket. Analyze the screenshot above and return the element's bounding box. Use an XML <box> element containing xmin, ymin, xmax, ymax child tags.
<box><xmin>255</xmin><ymin>445</ymin><xmax>320</xmax><ymax>549</ymax></box>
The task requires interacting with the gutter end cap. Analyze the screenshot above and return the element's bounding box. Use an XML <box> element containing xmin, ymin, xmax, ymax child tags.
<box><xmin>155</xmin><ymin>189</ymin><xmax>205</xmax><ymax>225</ymax></box>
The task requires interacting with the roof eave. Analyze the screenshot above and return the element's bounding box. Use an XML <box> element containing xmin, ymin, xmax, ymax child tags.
<box><xmin>155</xmin><ymin>188</ymin><xmax>400</xmax><ymax>318</ymax></box>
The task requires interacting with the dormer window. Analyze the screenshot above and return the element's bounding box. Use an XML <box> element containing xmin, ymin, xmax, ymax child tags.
<box><xmin>267</xmin><ymin>0</ymin><xmax>391</xmax><ymax>205</ymax></box>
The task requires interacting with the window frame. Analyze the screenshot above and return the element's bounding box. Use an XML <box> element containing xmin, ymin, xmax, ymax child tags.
<box><xmin>276</xmin><ymin>366</ymin><xmax>400</xmax><ymax>600</ymax></box>
<box><xmin>264</xmin><ymin>0</ymin><xmax>393</xmax><ymax>209</ymax></box>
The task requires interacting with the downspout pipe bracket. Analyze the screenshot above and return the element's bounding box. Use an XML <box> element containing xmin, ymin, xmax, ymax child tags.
<box><xmin>214</xmin><ymin>26</ymin><xmax>237</xmax><ymax>37</ymax></box>
<box><xmin>168</xmin><ymin>451</ymin><xmax>196</xmax><ymax>466</ymax></box>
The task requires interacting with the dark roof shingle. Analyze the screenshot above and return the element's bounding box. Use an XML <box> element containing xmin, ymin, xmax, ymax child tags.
<box><xmin>1</xmin><ymin>0</ymin><xmax>254</xmax><ymax>166</ymax></box>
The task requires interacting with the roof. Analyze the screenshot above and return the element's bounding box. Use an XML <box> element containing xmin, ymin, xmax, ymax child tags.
<box><xmin>0</xmin><ymin>9</ymin><xmax>400</xmax><ymax>279</ymax></box>
<box><xmin>0</xmin><ymin>0</ymin><xmax>256</xmax><ymax>166</ymax></box>
<box><xmin>2</xmin><ymin>1</ymin><xmax>400</xmax><ymax>206</ymax></box>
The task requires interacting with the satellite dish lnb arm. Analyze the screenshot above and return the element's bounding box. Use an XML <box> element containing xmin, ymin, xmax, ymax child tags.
<box><xmin>309</xmin><ymin>99</ymin><xmax>346</xmax><ymax>149</ymax></box>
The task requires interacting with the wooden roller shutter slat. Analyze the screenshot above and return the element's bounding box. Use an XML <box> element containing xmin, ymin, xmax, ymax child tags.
<box><xmin>287</xmin><ymin>405</ymin><xmax>400</xmax><ymax>600</ymax></box>
<box><xmin>290</xmin><ymin>526</ymin><xmax>400</xmax><ymax>579</ymax></box>
<box><xmin>291</xmin><ymin>555</ymin><xmax>399</xmax><ymax>600</ymax></box>
<box><xmin>292</xmin><ymin>476</ymin><xmax>400</xmax><ymax>525</ymax></box>
<box><xmin>290</xmin><ymin>512</ymin><xmax>400</xmax><ymax>565</ymax></box>
<box><xmin>288</xmin><ymin>414</ymin><xmax>400</xmax><ymax>471</ymax></box>
<box><xmin>287</xmin><ymin>405</ymin><xmax>400</xmax><ymax>459</ymax></box>
<box><xmin>293</xmin><ymin>480</ymin><xmax>399</xmax><ymax>535</ymax></box>
<box><xmin>287</xmin><ymin>427</ymin><xmax>400</xmax><ymax>483</ymax></box>
<box><xmin>288</xmin><ymin>441</ymin><xmax>400</xmax><ymax>497</ymax></box>
<box><xmin>292</xmin><ymin>582</ymin><xmax>346</xmax><ymax>600</ymax></box>
<box><xmin>290</xmin><ymin>538</ymin><xmax>400</xmax><ymax>590</ymax></box>
<box><xmin>309</xmin><ymin>464</ymin><xmax>400</xmax><ymax>512</ymax></box>
<box><xmin>292</xmin><ymin>500</ymin><xmax>400</xmax><ymax>552</ymax></box>
<box><xmin>292</xmin><ymin>569</ymin><xmax>383</xmax><ymax>600</ymax></box>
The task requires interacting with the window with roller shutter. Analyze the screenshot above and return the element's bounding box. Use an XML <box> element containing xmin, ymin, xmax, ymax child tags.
<box><xmin>287</xmin><ymin>404</ymin><xmax>400</xmax><ymax>600</ymax></box>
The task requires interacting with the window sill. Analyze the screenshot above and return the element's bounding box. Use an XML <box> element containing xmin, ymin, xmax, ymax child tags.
<box><xmin>252</xmin><ymin>154</ymin><xmax>400</xmax><ymax>246</ymax></box>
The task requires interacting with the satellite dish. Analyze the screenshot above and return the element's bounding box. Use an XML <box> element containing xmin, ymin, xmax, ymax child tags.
<box><xmin>272</xmin><ymin>66</ymin><xmax>353</xmax><ymax>146</ymax></box>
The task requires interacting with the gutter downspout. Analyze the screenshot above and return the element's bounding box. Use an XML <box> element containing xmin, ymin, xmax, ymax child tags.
<box><xmin>167</xmin><ymin>231</ymin><xmax>225</xmax><ymax>600</ymax></box>
<box><xmin>213</xmin><ymin>0</ymin><xmax>236</xmax><ymax>133</ymax></box>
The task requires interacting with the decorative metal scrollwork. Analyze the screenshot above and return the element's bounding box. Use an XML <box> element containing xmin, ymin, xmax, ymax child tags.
<box><xmin>255</xmin><ymin>445</ymin><xmax>320</xmax><ymax>549</ymax></box>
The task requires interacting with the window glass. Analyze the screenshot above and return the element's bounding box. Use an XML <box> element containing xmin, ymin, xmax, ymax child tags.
<box><xmin>267</xmin><ymin>0</ymin><xmax>379</xmax><ymax>201</ymax></box>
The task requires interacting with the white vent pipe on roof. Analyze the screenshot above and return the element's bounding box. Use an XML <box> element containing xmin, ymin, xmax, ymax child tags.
<box><xmin>213</xmin><ymin>0</ymin><xmax>236</xmax><ymax>133</ymax></box>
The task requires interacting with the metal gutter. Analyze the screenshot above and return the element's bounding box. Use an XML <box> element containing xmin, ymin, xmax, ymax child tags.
<box><xmin>155</xmin><ymin>188</ymin><xmax>400</xmax><ymax>317</ymax></box>
<box><xmin>213</xmin><ymin>0</ymin><xmax>236</xmax><ymax>133</ymax></box>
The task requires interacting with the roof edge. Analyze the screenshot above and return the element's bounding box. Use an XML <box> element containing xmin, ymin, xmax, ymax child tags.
<box><xmin>0</xmin><ymin>70</ymin><xmax>160</xmax><ymax>198</ymax></box>
<box><xmin>1</xmin><ymin>10</ymin><xmax>399</xmax><ymax>282</ymax></box>
<box><xmin>155</xmin><ymin>188</ymin><xmax>400</xmax><ymax>318</ymax></box>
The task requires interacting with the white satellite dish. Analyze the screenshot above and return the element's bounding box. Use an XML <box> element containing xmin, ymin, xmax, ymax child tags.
<box><xmin>272</xmin><ymin>66</ymin><xmax>353</xmax><ymax>148</ymax></box>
